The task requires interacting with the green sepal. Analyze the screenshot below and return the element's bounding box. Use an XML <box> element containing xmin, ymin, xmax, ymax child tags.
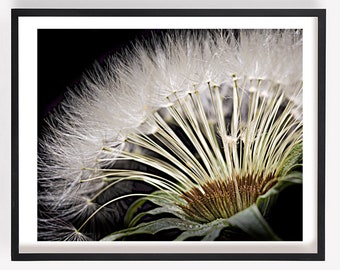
<box><xmin>175</xmin><ymin>218</ymin><xmax>229</xmax><ymax>241</ymax></box>
<box><xmin>277</xmin><ymin>142</ymin><xmax>303</xmax><ymax>176</ymax></box>
<box><xmin>124</xmin><ymin>191</ymin><xmax>187</xmax><ymax>227</ymax></box>
<box><xmin>257</xmin><ymin>172</ymin><xmax>302</xmax><ymax>217</ymax></box>
<box><xmin>105</xmin><ymin>173</ymin><xmax>302</xmax><ymax>241</ymax></box>
<box><xmin>227</xmin><ymin>204</ymin><xmax>281</xmax><ymax>241</ymax></box>
<box><xmin>101</xmin><ymin>217</ymin><xmax>200</xmax><ymax>241</ymax></box>
<box><xmin>123</xmin><ymin>196</ymin><xmax>148</xmax><ymax>227</ymax></box>
<box><xmin>102</xmin><ymin>203</ymin><xmax>282</xmax><ymax>241</ymax></box>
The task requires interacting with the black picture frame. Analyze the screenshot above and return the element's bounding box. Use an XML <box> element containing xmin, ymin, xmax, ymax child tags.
<box><xmin>11</xmin><ymin>9</ymin><xmax>326</xmax><ymax>261</ymax></box>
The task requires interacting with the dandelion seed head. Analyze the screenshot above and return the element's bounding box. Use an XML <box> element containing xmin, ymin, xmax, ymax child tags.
<box><xmin>39</xmin><ymin>29</ymin><xmax>303</xmax><ymax>240</ymax></box>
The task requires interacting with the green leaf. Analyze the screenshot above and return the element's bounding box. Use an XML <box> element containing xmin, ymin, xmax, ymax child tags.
<box><xmin>227</xmin><ymin>204</ymin><xmax>281</xmax><ymax>241</ymax></box>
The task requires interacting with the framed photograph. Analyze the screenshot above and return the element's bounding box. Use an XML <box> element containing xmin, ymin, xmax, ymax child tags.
<box><xmin>11</xmin><ymin>9</ymin><xmax>326</xmax><ymax>261</ymax></box>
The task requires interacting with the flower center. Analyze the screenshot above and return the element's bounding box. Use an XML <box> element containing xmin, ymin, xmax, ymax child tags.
<box><xmin>179</xmin><ymin>173</ymin><xmax>276</xmax><ymax>223</ymax></box>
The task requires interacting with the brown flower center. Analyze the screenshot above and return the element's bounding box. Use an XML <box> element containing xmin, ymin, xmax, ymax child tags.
<box><xmin>179</xmin><ymin>173</ymin><xmax>276</xmax><ymax>223</ymax></box>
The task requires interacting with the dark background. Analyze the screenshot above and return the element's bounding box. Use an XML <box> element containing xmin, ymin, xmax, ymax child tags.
<box><xmin>38</xmin><ymin>29</ymin><xmax>302</xmax><ymax>241</ymax></box>
<box><xmin>38</xmin><ymin>29</ymin><xmax>161</xmax><ymax>135</ymax></box>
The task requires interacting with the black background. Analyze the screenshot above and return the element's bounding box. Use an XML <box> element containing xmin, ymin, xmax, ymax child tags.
<box><xmin>38</xmin><ymin>29</ymin><xmax>160</xmax><ymax>134</ymax></box>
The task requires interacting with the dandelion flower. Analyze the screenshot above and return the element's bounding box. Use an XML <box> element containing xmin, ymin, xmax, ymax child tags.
<box><xmin>38</xmin><ymin>29</ymin><xmax>303</xmax><ymax>241</ymax></box>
